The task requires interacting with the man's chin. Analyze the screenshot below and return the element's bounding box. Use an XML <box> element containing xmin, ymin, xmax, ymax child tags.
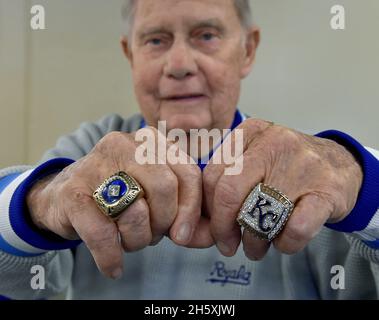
<box><xmin>156</xmin><ymin>102</ymin><xmax>213</xmax><ymax>131</ymax></box>
<box><xmin>161</xmin><ymin>114</ymin><xmax>212</xmax><ymax>132</ymax></box>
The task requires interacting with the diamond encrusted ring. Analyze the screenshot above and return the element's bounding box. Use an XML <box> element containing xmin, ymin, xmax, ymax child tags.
<box><xmin>237</xmin><ymin>183</ymin><xmax>294</xmax><ymax>241</ymax></box>
<box><xmin>93</xmin><ymin>171</ymin><xmax>144</xmax><ymax>220</ymax></box>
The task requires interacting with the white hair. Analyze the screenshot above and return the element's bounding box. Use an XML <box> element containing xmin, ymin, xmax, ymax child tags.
<box><xmin>122</xmin><ymin>0</ymin><xmax>253</xmax><ymax>37</ymax></box>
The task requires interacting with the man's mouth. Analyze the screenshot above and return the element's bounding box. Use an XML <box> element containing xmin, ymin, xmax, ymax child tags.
<box><xmin>163</xmin><ymin>94</ymin><xmax>206</xmax><ymax>102</ymax></box>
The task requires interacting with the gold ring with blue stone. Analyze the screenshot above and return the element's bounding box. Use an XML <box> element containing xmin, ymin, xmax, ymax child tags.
<box><xmin>93</xmin><ymin>171</ymin><xmax>144</xmax><ymax>220</ymax></box>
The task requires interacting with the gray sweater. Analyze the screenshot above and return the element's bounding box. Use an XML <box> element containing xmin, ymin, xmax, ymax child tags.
<box><xmin>0</xmin><ymin>113</ymin><xmax>378</xmax><ymax>300</ymax></box>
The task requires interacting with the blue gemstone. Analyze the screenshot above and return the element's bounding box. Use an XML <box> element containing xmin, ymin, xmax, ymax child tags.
<box><xmin>102</xmin><ymin>179</ymin><xmax>128</xmax><ymax>204</ymax></box>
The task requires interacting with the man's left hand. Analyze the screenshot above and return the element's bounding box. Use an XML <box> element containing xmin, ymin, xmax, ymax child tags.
<box><xmin>203</xmin><ymin>119</ymin><xmax>363</xmax><ymax>260</ymax></box>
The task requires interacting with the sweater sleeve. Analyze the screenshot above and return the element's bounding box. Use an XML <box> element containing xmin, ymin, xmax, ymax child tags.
<box><xmin>0</xmin><ymin>113</ymin><xmax>142</xmax><ymax>299</ymax></box>
<box><xmin>0</xmin><ymin>166</ymin><xmax>75</xmax><ymax>299</ymax></box>
<box><xmin>316</xmin><ymin>130</ymin><xmax>379</xmax><ymax>259</ymax></box>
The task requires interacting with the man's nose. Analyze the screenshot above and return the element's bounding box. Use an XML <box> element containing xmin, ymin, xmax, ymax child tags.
<box><xmin>164</xmin><ymin>41</ymin><xmax>198</xmax><ymax>80</ymax></box>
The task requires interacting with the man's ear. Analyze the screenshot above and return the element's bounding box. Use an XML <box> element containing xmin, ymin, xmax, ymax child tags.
<box><xmin>120</xmin><ymin>36</ymin><xmax>133</xmax><ymax>64</ymax></box>
<box><xmin>240</xmin><ymin>26</ymin><xmax>260</xmax><ymax>79</ymax></box>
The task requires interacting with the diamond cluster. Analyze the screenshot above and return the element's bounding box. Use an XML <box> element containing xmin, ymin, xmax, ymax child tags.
<box><xmin>237</xmin><ymin>184</ymin><xmax>294</xmax><ymax>241</ymax></box>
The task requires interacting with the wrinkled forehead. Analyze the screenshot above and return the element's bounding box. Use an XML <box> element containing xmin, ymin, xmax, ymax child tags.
<box><xmin>132</xmin><ymin>0</ymin><xmax>240</xmax><ymax>32</ymax></box>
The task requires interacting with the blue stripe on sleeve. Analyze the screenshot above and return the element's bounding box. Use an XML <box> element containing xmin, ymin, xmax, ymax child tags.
<box><xmin>315</xmin><ymin>130</ymin><xmax>379</xmax><ymax>233</ymax></box>
<box><xmin>0</xmin><ymin>173</ymin><xmax>43</xmax><ymax>256</ymax></box>
<box><xmin>0</xmin><ymin>173</ymin><xmax>22</xmax><ymax>194</ymax></box>
<box><xmin>8</xmin><ymin>158</ymin><xmax>82</xmax><ymax>252</ymax></box>
<box><xmin>364</xmin><ymin>239</ymin><xmax>379</xmax><ymax>250</ymax></box>
<box><xmin>0</xmin><ymin>233</ymin><xmax>41</xmax><ymax>257</ymax></box>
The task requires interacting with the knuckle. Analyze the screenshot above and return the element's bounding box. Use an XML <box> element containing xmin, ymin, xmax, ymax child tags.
<box><xmin>282</xmin><ymin>128</ymin><xmax>301</xmax><ymax>144</ymax></box>
<box><xmin>312</xmin><ymin>192</ymin><xmax>337</xmax><ymax>216</ymax></box>
<box><xmin>59</xmin><ymin>164</ymin><xmax>76</xmax><ymax>181</ymax></box>
<box><xmin>63</xmin><ymin>183</ymin><xmax>91</xmax><ymax>209</ymax></box>
<box><xmin>145</xmin><ymin>125</ymin><xmax>158</xmax><ymax>135</ymax></box>
<box><xmin>104</xmin><ymin>131</ymin><xmax>127</xmax><ymax>144</ymax></box>
<box><xmin>122</xmin><ymin>230</ymin><xmax>152</xmax><ymax>252</ymax></box>
<box><xmin>85</xmin><ymin>223</ymin><xmax>118</xmax><ymax>251</ymax></box>
<box><xmin>95</xmin><ymin>131</ymin><xmax>130</xmax><ymax>155</ymax></box>
<box><xmin>338</xmin><ymin>197</ymin><xmax>350</xmax><ymax>218</ymax></box>
<box><xmin>244</xmin><ymin>118</ymin><xmax>272</xmax><ymax>131</ymax></box>
<box><xmin>136</xmin><ymin>126</ymin><xmax>160</xmax><ymax>144</ymax></box>
<box><xmin>266</xmin><ymin>127</ymin><xmax>302</xmax><ymax>154</ymax></box>
<box><xmin>184</xmin><ymin>165</ymin><xmax>202</xmax><ymax>185</ymax></box>
<box><xmin>314</xmin><ymin>191</ymin><xmax>345</xmax><ymax>222</ymax></box>
<box><xmin>305</xmin><ymin>149</ymin><xmax>322</xmax><ymax>164</ymax></box>
<box><xmin>187</xmin><ymin>163</ymin><xmax>202</xmax><ymax>178</ymax></box>
<box><xmin>282</xmin><ymin>220</ymin><xmax>311</xmax><ymax>245</ymax></box>
<box><xmin>155</xmin><ymin>169</ymin><xmax>178</xmax><ymax>195</ymax></box>
<box><xmin>136</xmin><ymin>126</ymin><xmax>158</xmax><ymax>138</ymax></box>
<box><xmin>119</xmin><ymin>202</ymin><xmax>150</xmax><ymax>230</ymax></box>
<box><xmin>214</xmin><ymin>179</ymin><xmax>241</xmax><ymax>212</ymax></box>
<box><xmin>67</xmin><ymin>187</ymin><xmax>87</xmax><ymax>203</ymax></box>
<box><xmin>118</xmin><ymin>202</ymin><xmax>152</xmax><ymax>252</ymax></box>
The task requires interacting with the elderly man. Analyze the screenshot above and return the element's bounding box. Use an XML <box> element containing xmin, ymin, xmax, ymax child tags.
<box><xmin>0</xmin><ymin>0</ymin><xmax>378</xmax><ymax>300</ymax></box>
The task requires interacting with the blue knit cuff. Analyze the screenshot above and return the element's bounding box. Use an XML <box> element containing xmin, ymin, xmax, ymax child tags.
<box><xmin>10</xmin><ymin>158</ymin><xmax>82</xmax><ymax>251</ymax></box>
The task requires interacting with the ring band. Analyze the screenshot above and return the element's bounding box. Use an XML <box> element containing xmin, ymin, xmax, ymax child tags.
<box><xmin>93</xmin><ymin>171</ymin><xmax>144</xmax><ymax>220</ymax></box>
<box><xmin>237</xmin><ymin>183</ymin><xmax>294</xmax><ymax>241</ymax></box>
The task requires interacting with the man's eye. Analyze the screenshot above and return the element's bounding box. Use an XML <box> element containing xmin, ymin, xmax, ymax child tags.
<box><xmin>200</xmin><ymin>33</ymin><xmax>215</xmax><ymax>41</ymax></box>
<box><xmin>148</xmin><ymin>38</ymin><xmax>162</xmax><ymax>46</ymax></box>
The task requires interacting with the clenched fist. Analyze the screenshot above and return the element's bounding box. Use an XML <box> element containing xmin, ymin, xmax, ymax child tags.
<box><xmin>203</xmin><ymin>119</ymin><xmax>363</xmax><ymax>260</ymax></box>
<box><xmin>26</xmin><ymin>128</ymin><xmax>212</xmax><ymax>279</ymax></box>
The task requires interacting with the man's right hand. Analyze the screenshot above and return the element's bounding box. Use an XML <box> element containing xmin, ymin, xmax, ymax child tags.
<box><xmin>26</xmin><ymin>128</ymin><xmax>212</xmax><ymax>279</ymax></box>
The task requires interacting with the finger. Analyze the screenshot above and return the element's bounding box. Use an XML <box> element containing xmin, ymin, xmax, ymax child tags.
<box><xmin>127</xmin><ymin>161</ymin><xmax>178</xmax><ymax>239</ymax></box>
<box><xmin>242</xmin><ymin>229</ymin><xmax>270</xmax><ymax>261</ymax></box>
<box><xmin>203</xmin><ymin>118</ymin><xmax>273</xmax><ymax>217</ymax></box>
<box><xmin>210</xmin><ymin>152</ymin><xmax>265</xmax><ymax>256</ymax></box>
<box><xmin>116</xmin><ymin>198</ymin><xmax>152</xmax><ymax>252</ymax></box>
<box><xmin>165</xmin><ymin>144</ymin><xmax>202</xmax><ymax>246</ymax></box>
<box><xmin>67</xmin><ymin>192</ymin><xmax>123</xmax><ymax>279</ymax></box>
<box><xmin>273</xmin><ymin>193</ymin><xmax>332</xmax><ymax>254</ymax></box>
<box><xmin>185</xmin><ymin>216</ymin><xmax>215</xmax><ymax>248</ymax></box>
<box><xmin>129</xmin><ymin>127</ymin><xmax>179</xmax><ymax>238</ymax></box>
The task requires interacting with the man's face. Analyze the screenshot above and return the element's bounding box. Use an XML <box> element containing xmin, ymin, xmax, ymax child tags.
<box><xmin>123</xmin><ymin>0</ymin><xmax>259</xmax><ymax>132</ymax></box>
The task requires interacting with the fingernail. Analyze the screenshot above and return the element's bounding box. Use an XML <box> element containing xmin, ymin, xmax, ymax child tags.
<box><xmin>111</xmin><ymin>268</ymin><xmax>123</xmax><ymax>280</ymax></box>
<box><xmin>176</xmin><ymin>223</ymin><xmax>191</xmax><ymax>243</ymax></box>
<box><xmin>217</xmin><ymin>241</ymin><xmax>233</xmax><ymax>256</ymax></box>
<box><xmin>246</xmin><ymin>252</ymin><xmax>259</xmax><ymax>261</ymax></box>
